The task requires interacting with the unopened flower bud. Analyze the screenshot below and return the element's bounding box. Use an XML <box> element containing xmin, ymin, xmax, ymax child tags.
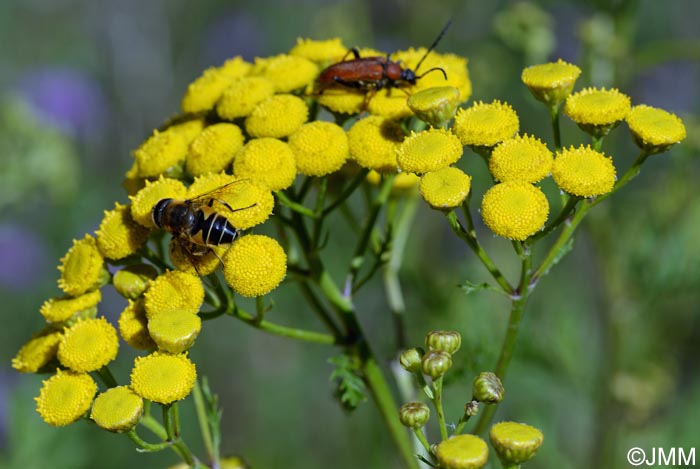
<box><xmin>399</xmin><ymin>402</ymin><xmax>430</xmax><ymax>429</ymax></box>
<box><xmin>113</xmin><ymin>264</ymin><xmax>158</xmax><ymax>300</ymax></box>
<box><xmin>472</xmin><ymin>371</ymin><xmax>504</xmax><ymax>404</ymax></box>
<box><xmin>521</xmin><ymin>59</ymin><xmax>581</xmax><ymax>107</ymax></box>
<box><xmin>435</xmin><ymin>434</ymin><xmax>489</xmax><ymax>469</ymax></box>
<box><xmin>465</xmin><ymin>400</ymin><xmax>479</xmax><ymax>417</ymax></box>
<box><xmin>399</xmin><ymin>347</ymin><xmax>424</xmax><ymax>373</ymax></box>
<box><xmin>421</xmin><ymin>350</ymin><xmax>452</xmax><ymax>379</ymax></box>
<box><xmin>425</xmin><ymin>330</ymin><xmax>461</xmax><ymax>354</ymax></box>
<box><xmin>489</xmin><ymin>421</ymin><xmax>544</xmax><ymax>465</ymax></box>
<box><xmin>407</xmin><ymin>86</ymin><xmax>461</xmax><ymax>127</ymax></box>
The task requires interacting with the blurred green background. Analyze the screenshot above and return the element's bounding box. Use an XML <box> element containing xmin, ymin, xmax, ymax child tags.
<box><xmin>1</xmin><ymin>0</ymin><xmax>699</xmax><ymax>468</ymax></box>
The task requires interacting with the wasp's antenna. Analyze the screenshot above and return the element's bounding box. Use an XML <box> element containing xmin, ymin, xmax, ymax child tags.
<box><xmin>416</xmin><ymin>66</ymin><xmax>448</xmax><ymax>81</ymax></box>
<box><xmin>414</xmin><ymin>20</ymin><xmax>453</xmax><ymax>74</ymax></box>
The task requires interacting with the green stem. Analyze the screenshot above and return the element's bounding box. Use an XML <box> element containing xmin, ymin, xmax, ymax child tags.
<box><xmin>323</xmin><ymin>168</ymin><xmax>370</xmax><ymax>216</ymax></box>
<box><xmin>127</xmin><ymin>428</ymin><xmax>172</xmax><ymax>452</ymax></box>
<box><xmin>193</xmin><ymin>379</ymin><xmax>218</xmax><ymax>467</ymax></box>
<box><xmin>312</xmin><ymin>177</ymin><xmax>328</xmax><ymax>246</ymax></box>
<box><xmin>432</xmin><ymin>377</ymin><xmax>449</xmax><ymax>441</ymax></box>
<box><xmin>530</xmin><ymin>195</ymin><xmax>580</xmax><ymax>242</ymax></box>
<box><xmin>95</xmin><ymin>366</ymin><xmax>118</xmax><ymax>388</ymax></box>
<box><xmin>413</xmin><ymin>427</ymin><xmax>432</xmax><ymax>454</ymax></box>
<box><xmin>275</xmin><ymin>190</ymin><xmax>318</xmax><ymax>218</ymax></box>
<box><xmin>229</xmin><ymin>304</ymin><xmax>337</xmax><ymax>345</ymax></box>
<box><xmin>549</xmin><ymin>103</ymin><xmax>562</xmax><ymax>151</ymax></box>
<box><xmin>298</xmin><ymin>281</ymin><xmax>344</xmax><ymax>339</ymax></box>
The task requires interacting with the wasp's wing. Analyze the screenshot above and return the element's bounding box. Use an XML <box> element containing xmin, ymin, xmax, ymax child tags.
<box><xmin>189</xmin><ymin>179</ymin><xmax>256</xmax><ymax>215</ymax></box>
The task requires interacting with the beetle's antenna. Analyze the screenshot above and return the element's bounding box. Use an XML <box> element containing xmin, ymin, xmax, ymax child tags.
<box><xmin>416</xmin><ymin>67</ymin><xmax>448</xmax><ymax>80</ymax></box>
<box><xmin>414</xmin><ymin>20</ymin><xmax>452</xmax><ymax>74</ymax></box>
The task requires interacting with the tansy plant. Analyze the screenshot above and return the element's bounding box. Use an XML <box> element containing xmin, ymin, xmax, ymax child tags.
<box><xmin>11</xmin><ymin>32</ymin><xmax>685</xmax><ymax>469</ymax></box>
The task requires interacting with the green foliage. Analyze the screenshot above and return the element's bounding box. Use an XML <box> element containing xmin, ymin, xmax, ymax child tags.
<box><xmin>328</xmin><ymin>354</ymin><xmax>368</xmax><ymax>412</ymax></box>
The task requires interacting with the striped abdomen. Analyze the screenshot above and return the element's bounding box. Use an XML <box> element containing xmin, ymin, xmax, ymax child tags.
<box><xmin>189</xmin><ymin>205</ymin><xmax>239</xmax><ymax>246</ymax></box>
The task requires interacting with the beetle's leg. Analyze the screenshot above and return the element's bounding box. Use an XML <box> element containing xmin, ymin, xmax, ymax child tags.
<box><xmin>333</xmin><ymin>76</ymin><xmax>365</xmax><ymax>89</ymax></box>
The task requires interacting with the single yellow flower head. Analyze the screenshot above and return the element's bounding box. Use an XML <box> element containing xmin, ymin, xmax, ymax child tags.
<box><xmin>252</xmin><ymin>54</ymin><xmax>318</xmax><ymax>93</ymax></box>
<box><xmin>58</xmin><ymin>235</ymin><xmax>106</xmax><ymax>297</ymax></box>
<box><xmin>218</xmin><ymin>56</ymin><xmax>253</xmax><ymax>81</ymax></box>
<box><xmin>233</xmin><ymin>138</ymin><xmax>297</xmax><ymax>191</ymax></box>
<box><xmin>133</xmin><ymin>129</ymin><xmax>188</xmax><ymax>178</ymax></box>
<box><xmin>453</xmin><ymin>100</ymin><xmax>520</xmax><ymax>148</ymax></box>
<box><xmin>223</xmin><ymin>235</ymin><xmax>287</xmax><ymax>297</ymax></box>
<box><xmin>144</xmin><ymin>270</ymin><xmax>205</xmax><ymax>318</ymax></box>
<box><xmin>552</xmin><ymin>145</ymin><xmax>616</xmax><ymax>197</ymax></box>
<box><xmin>289</xmin><ymin>121</ymin><xmax>349</xmax><ymax>176</ymax></box>
<box><xmin>165</xmin><ymin>117</ymin><xmax>206</xmax><ymax>146</ymax></box>
<box><xmin>347</xmin><ymin>116</ymin><xmax>405</xmax><ymax>172</ymax></box>
<box><xmin>181</xmin><ymin>62</ymin><xmax>246</xmax><ymax>114</ymax></box>
<box><xmin>148</xmin><ymin>309</ymin><xmax>202</xmax><ymax>354</ymax></box>
<box><xmin>118</xmin><ymin>300</ymin><xmax>156</xmax><ymax>350</ymax></box>
<box><xmin>564</xmin><ymin>87</ymin><xmax>631</xmax><ymax>130</ymax></box>
<box><xmin>35</xmin><ymin>370</ymin><xmax>97</xmax><ymax>427</ymax></box>
<box><xmin>129</xmin><ymin>176</ymin><xmax>187</xmax><ymax>228</ymax></box>
<box><xmin>317</xmin><ymin>88</ymin><xmax>365</xmax><ymax>115</ymax></box>
<box><xmin>216</xmin><ymin>76</ymin><xmax>275</xmax><ymax>120</ymax></box>
<box><xmin>407</xmin><ymin>86</ymin><xmax>461</xmax><ymax>126</ymax></box>
<box><xmin>392</xmin><ymin>49</ymin><xmax>472</xmax><ymax>103</ymax></box>
<box><xmin>366</xmin><ymin>170</ymin><xmax>420</xmax><ymax>196</ymax></box>
<box><xmin>12</xmin><ymin>329</ymin><xmax>63</xmax><ymax>373</ymax></box>
<box><xmin>90</xmin><ymin>386</ymin><xmax>144</xmax><ymax>433</ymax></box>
<box><xmin>58</xmin><ymin>317</ymin><xmax>119</xmax><ymax>372</ymax></box>
<box><xmin>95</xmin><ymin>202</ymin><xmax>150</xmax><ymax>260</ymax></box>
<box><xmin>113</xmin><ymin>264</ymin><xmax>158</xmax><ymax>300</ymax></box>
<box><xmin>289</xmin><ymin>37</ymin><xmax>347</xmax><ymax>64</ymax></box>
<box><xmin>40</xmin><ymin>290</ymin><xmax>102</xmax><ymax>323</ymax></box>
<box><xmin>489</xmin><ymin>134</ymin><xmax>553</xmax><ymax>183</ymax></box>
<box><xmin>187</xmin><ymin>173</ymin><xmax>274</xmax><ymax>230</ymax></box>
<box><xmin>521</xmin><ymin>59</ymin><xmax>581</xmax><ymax>105</ymax></box>
<box><xmin>626</xmin><ymin>104</ymin><xmax>687</xmax><ymax>153</ymax></box>
<box><xmin>186</xmin><ymin>123</ymin><xmax>244</xmax><ymax>176</ymax></box>
<box><xmin>419</xmin><ymin>167</ymin><xmax>472</xmax><ymax>210</ymax></box>
<box><xmin>367</xmin><ymin>88</ymin><xmax>412</xmax><ymax>119</ymax></box>
<box><xmin>435</xmin><ymin>434</ymin><xmax>489</xmax><ymax>469</ymax></box>
<box><xmin>169</xmin><ymin>240</ymin><xmax>225</xmax><ymax>276</ymax></box>
<box><xmin>481</xmin><ymin>181</ymin><xmax>550</xmax><ymax>240</ymax></box>
<box><xmin>130</xmin><ymin>352</ymin><xmax>197</xmax><ymax>405</ymax></box>
<box><xmin>397</xmin><ymin>128</ymin><xmax>463</xmax><ymax>174</ymax></box>
<box><xmin>490</xmin><ymin>421</ymin><xmax>544</xmax><ymax>465</ymax></box>
<box><xmin>245</xmin><ymin>94</ymin><xmax>308</xmax><ymax>138</ymax></box>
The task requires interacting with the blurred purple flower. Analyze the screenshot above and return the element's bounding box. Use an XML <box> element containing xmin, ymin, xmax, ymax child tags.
<box><xmin>202</xmin><ymin>9</ymin><xmax>266</xmax><ymax>65</ymax></box>
<box><xmin>19</xmin><ymin>67</ymin><xmax>107</xmax><ymax>138</ymax></box>
<box><xmin>0</xmin><ymin>224</ymin><xmax>48</xmax><ymax>290</ymax></box>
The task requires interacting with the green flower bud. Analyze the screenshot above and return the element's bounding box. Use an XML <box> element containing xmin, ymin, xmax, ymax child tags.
<box><xmin>399</xmin><ymin>347</ymin><xmax>424</xmax><ymax>373</ymax></box>
<box><xmin>421</xmin><ymin>350</ymin><xmax>452</xmax><ymax>379</ymax></box>
<box><xmin>472</xmin><ymin>371</ymin><xmax>505</xmax><ymax>404</ymax></box>
<box><xmin>399</xmin><ymin>402</ymin><xmax>430</xmax><ymax>429</ymax></box>
<box><xmin>435</xmin><ymin>434</ymin><xmax>489</xmax><ymax>469</ymax></box>
<box><xmin>489</xmin><ymin>421</ymin><xmax>544</xmax><ymax>466</ymax></box>
<box><xmin>113</xmin><ymin>264</ymin><xmax>158</xmax><ymax>299</ymax></box>
<box><xmin>407</xmin><ymin>86</ymin><xmax>461</xmax><ymax>127</ymax></box>
<box><xmin>425</xmin><ymin>330</ymin><xmax>461</xmax><ymax>354</ymax></box>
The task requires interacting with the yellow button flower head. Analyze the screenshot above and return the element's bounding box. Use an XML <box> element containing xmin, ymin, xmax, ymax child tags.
<box><xmin>118</xmin><ymin>300</ymin><xmax>156</xmax><ymax>350</ymax></box>
<box><xmin>392</xmin><ymin>49</ymin><xmax>472</xmax><ymax>103</ymax></box>
<box><xmin>35</xmin><ymin>370</ymin><xmax>97</xmax><ymax>427</ymax></box>
<box><xmin>186</xmin><ymin>123</ymin><xmax>244</xmax><ymax>176</ymax></box>
<box><xmin>133</xmin><ymin>129</ymin><xmax>188</xmax><ymax>178</ymax></box>
<box><xmin>521</xmin><ymin>59</ymin><xmax>581</xmax><ymax>106</ymax></box>
<box><xmin>489</xmin><ymin>134</ymin><xmax>553</xmax><ymax>183</ymax></box>
<box><xmin>113</xmin><ymin>264</ymin><xmax>158</xmax><ymax>300</ymax></box>
<box><xmin>366</xmin><ymin>170</ymin><xmax>420</xmax><ymax>196</ymax></box>
<box><xmin>58</xmin><ymin>317</ymin><xmax>119</xmax><ymax>372</ymax></box>
<box><xmin>435</xmin><ymin>434</ymin><xmax>489</xmax><ymax>469</ymax></box>
<box><xmin>129</xmin><ymin>176</ymin><xmax>187</xmax><ymax>228</ymax></box>
<box><xmin>58</xmin><ymin>234</ymin><xmax>106</xmax><ymax>297</ymax></box>
<box><xmin>165</xmin><ymin>117</ymin><xmax>206</xmax><ymax>146</ymax></box>
<box><xmin>289</xmin><ymin>37</ymin><xmax>347</xmax><ymax>64</ymax></box>
<box><xmin>130</xmin><ymin>352</ymin><xmax>197</xmax><ymax>405</ymax></box>
<box><xmin>144</xmin><ymin>270</ymin><xmax>205</xmax><ymax>318</ymax></box>
<box><xmin>419</xmin><ymin>167</ymin><xmax>472</xmax><ymax>210</ymax></box>
<box><xmin>216</xmin><ymin>76</ymin><xmax>275</xmax><ymax>120</ymax></box>
<box><xmin>626</xmin><ymin>104</ymin><xmax>686</xmax><ymax>154</ymax></box>
<box><xmin>481</xmin><ymin>181</ymin><xmax>550</xmax><ymax>240</ymax></box>
<box><xmin>148</xmin><ymin>309</ymin><xmax>202</xmax><ymax>354</ymax></box>
<box><xmin>218</xmin><ymin>56</ymin><xmax>253</xmax><ymax>81</ymax></box>
<box><xmin>96</xmin><ymin>202</ymin><xmax>150</xmax><ymax>260</ymax></box>
<box><xmin>169</xmin><ymin>240</ymin><xmax>225</xmax><ymax>276</ymax></box>
<box><xmin>223</xmin><ymin>235</ymin><xmax>287</xmax><ymax>297</ymax></box>
<box><xmin>552</xmin><ymin>145</ymin><xmax>616</xmax><ymax>197</ymax></box>
<box><xmin>90</xmin><ymin>386</ymin><xmax>144</xmax><ymax>433</ymax></box>
<box><xmin>317</xmin><ymin>88</ymin><xmax>366</xmax><ymax>115</ymax></box>
<box><xmin>367</xmin><ymin>88</ymin><xmax>413</xmax><ymax>119</ymax></box>
<box><xmin>40</xmin><ymin>290</ymin><xmax>101</xmax><ymax>323</ymax></box>
<box><xmin>490</xmin><ymin>421</ymin><xmax>544</xmax><ymax>466</ymax></box>
<box><xmin>187</xmin><ymin>173</ymin><xmax>274</xmax><ymax>230</ymax></box>
<box><xmin>397</xmin><ymin>128</ymin><xmax>463</xmax><ymax>174</ymax></box>
<box><xmin>453</xmin><ymin>100</ymin><xmax>520</xmax><ymax>148</ymax></box>
<box><xmin>407</xmin><ymin>86</ymin><xmax>461</xmax><ymax>127</ymax></box>
<box><xmin>347</xmin><ymin>116</ymin><xmax>405</xmax><ymax>172</ymax></box>
<box><xmin>233</xmin><ymin>138</ymin><xmax>297</xmax><ymax>191</ymax></box>
<box><xmin>564</xmin><ymin>87</ymin><xmax>631</xmax><ymax>132</ymax></box>
<box><xmin>289</xmin><ymin>121</ymin><xmax>349</xmax><ymax>176</ymax></box>
<box><xmin>12</xmin><ymin>329</ymin><xmax>63</xmax><ymax>373</ymax></box>
<box><xmin>252</xmin><ymin>54</ymin><xmax>318</xmax><ymax>93</ymax></box>
<box><xmin>245</xmin><ymin>94</ymin><xmax>309</xmax><ymax>138</ymax></box>
<box><xmin>181</xmin><ymin>57</ymin><xmax>251</xmax><ymax>114</ymax></box>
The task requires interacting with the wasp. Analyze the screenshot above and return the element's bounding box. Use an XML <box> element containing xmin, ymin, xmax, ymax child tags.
<box><xmin>317</xmin><ymin>21</ymin><xmax>451</xmax><ymax>92</ymax></box>
<box><xmin>152</xmin><ymin>180</ymin><xmax>254</xmax><ymax>267</ymax></box>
